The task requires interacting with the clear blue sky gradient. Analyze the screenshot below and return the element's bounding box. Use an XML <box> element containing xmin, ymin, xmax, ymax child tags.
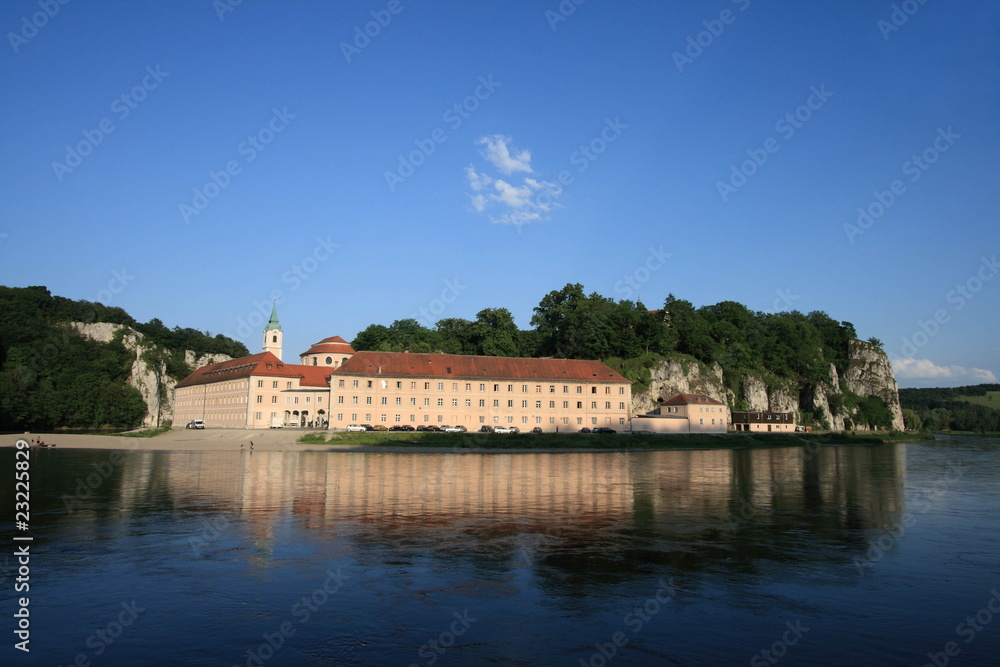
<box><xmin>2</xmin><ymin>0</ymin><xmax>997</xmax><ymax>387</ymax></box>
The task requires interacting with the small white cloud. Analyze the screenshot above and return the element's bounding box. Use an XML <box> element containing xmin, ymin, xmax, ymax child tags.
<box><xmin>892</xmin><ymin>358</ymin><xmax>997</xmax><ymax>382</ymax></box>
<box><xmin>465</xmin><ymin>165</ymin><xmax>492</xmax><ymax>192</ymax></box>
<box><xmin>477</xmin><ymin>135</ymin><xmax>532</xmax><ymax>175</ymax></box>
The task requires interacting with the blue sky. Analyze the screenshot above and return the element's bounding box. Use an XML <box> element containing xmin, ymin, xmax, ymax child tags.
<box><xmin>1</xmin><ymin>0</ymin><xmax>997</xmax><ymax>388</ymax></box>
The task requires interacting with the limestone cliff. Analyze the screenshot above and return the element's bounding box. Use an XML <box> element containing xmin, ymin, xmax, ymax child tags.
<box><xmin>633</xmin><ymin>340</ymin><xmax>905</xmax><ymax>431</ymax></box>
<box><xmin>71</xmin><ymin>322</ymin><xmax>230</xmax><ymax>428</ymax></box>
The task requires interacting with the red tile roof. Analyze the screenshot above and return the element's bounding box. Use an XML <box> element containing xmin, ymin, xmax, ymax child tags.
<box><xmin>176</xmin><ymin>352</ymin><xmax>331</xmax><ymax>388</ymax></box>
<box><xmin>300</xmin><ymin>336</ymin><xmax>356</xmax><ymax>357</ymax></box>
<box><xmin>661</xmin><ymin>393</ymin><xmax>725</xmax><ymax>406</ymax></box>
<box><xmin>332</xmin><ymin>351</ymin><xmax>630</xmax><ymax>384</ymax></box>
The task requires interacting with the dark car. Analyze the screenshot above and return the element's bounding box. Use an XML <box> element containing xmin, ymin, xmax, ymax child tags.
<box><xmin>361</xmin><ymin>424</ymin><xmax>373</xmax><ymax>431</ymax></box>
<box><xmin>388</xmin><ymin>425</ymin><xmax>404</xmax><ymax>431</ymax></box>
<box><xmin>425</xmin><ymin>425</ymin><xmax>440</xmax><ymax>432</ymax></box>
<box><xmin>416</xmin><ymin>425</ymin><xmax>428</xmax><ymax>431</ymax></box>
<box><xmin>593</xmin><ymin>427</ymin><xmax>617</xmax><ymax>434</ymax></box>
<box><xmin>479</xmin><ymin>425</ymin><xmax>494</xmax><ymax>433</ymax></box>
<box><xmin>579</xmin><ymin>427</ymin><xmax>592</xmax><ymax>433</ymax></box>
<box><xmin>530</xmin><ymin>427</ymin><xmax>543</xmax><ymax>434</ymax></box>
<box><xmin>400</xmin><ymin>425</ymin><xmax>415</xmax><ymax>431</ymax></box>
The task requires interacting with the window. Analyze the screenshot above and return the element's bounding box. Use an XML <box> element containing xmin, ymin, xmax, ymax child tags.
<box><xmin>592</xmin><ymin>387</ymin><xmax>597</xmax><ymax>394</ymax></box>
<box><xmin>577</xmin><ymin>418</ymin><xmax>583</xmax><ymax>425</ymax></box>
<box><xmin>437</xmin><ymin>398</ymin><xmax>444</xmax><ymax>407</ymax></box>
<box><xmin>424</xmin><ymin>398</ymin><xmax>430</xmax><ymax>406</ymax></box>
<box><xmin>549</xmin><ymin>385</ymin><xmax>555</xmax><ymax>393</ymax></box>
<box><xmin>536</xmin><ymin>385</ymin><xmax>542</xmax><ymax>393</ymax></box>
<box><xmin>339</xmin><ymin>380</ymin><xmax>346</xmax><ymax>388</ymax></box>
<box><xmin>480</xmin><ymin>383</ymin><xmax>486</xmax><ymax>391</ymax></box>
<box><xmin>465</xmin><ymin>399</ymin><xmax>471</xmax><ymax>407</ymax></box>
<box><xmin>409</xmin><ymin>415</ymin><xmax>416</xmax><ymax>422</ymax></box>
<box><xmin>364</xmin><ymin>414</ymin><xmax>371</xmax><ymax>421</ymax></box>
<box><xmin>562</xmin><ymin>401</ymin><xmax>569</xmax><ymax>408</ymax></box>
<box><xmin>381</xmin><ymin>380</ymin><xmax>387</xmax><ymax>389</ymax></box>
<box><xmin>591</xmin><ymin>402</ymin><xmax>597</xmax><ymax>409</ymax></box>
<box><xmin>410</xmin><ymin>398</ymin><xmax>416</xmax><ymax>406</ymax></box>
<box><xmin>271</xmin><ymin>396</ymin><xmax>277</xmax><ymax>404</ymax></box>
<box><xmin>285</xmin><ymin>397</ymin><xmax>291</xmax><ymax>405</ymax></box>
<box><xmin>522</xmin><ymin>385</ymin><xmax>528</xmax><ymax>392</ymax></box>
<box><xmin>577</xmin><ymin>401</ymin><xmax>582</xmax><ymax>409</ymax></box>
<box><xmin>548</xmin><ymin>401</ymin><xmax>555</xmax><ymax>408</ymax></box>
<box><xmin>367</xmin><ymin>380</ymin><xmax>373</xmax><ymax>388</ymax></box>
<box><xmin>619</xmin><ymin>402</ymin><xmax>625</xmax><ymax>410</ymax></box>
<box><xmin>453</xmin><ymin>383</ymin><xmax>458</xmax><ymax>391</ymax></box>
<box><xmin>699</xmin><ymin>419</ymin><xmax>704</xmax><ymax>425</ymax></box>
<box><xmin>437</xmin><ymin>382</ymin><xmax>444</xmax><ymax>391</ymax></box>
<box><xmin>507</xmin><ymin>384</ymin><xmax>513</xmax><ymax>392</ymax></box>
<box><xmin>451</xmin><ymin>399</ymin><xmax>458</xmax><ymax>407</ymax></box>
<box><xmin>287</xmin><ymin>382</ymin><xmax>292</xmax><ymax>389</ymax></box>
<box><xmin>380</xmin><ymin>414</ymin><xmax>387</xmax><ymax>422</ymax></box>
<box><xmin>605</xmin><ymin>402</ymin><xmax>611</xmax><ymax>409</ymax></box>
<box><xmin>273</xmin><ymin>381</ymin><xmax>279</xmax><ymax>389</ymax></box>
<box><xmin>257</xmin><ymin>380</ymin><xmax>263</xmax><ymax>388</ymax></box>
<box><xmin>619</xmin><ymin>418</ymin><xmax>626</xmax><ymax>425</ymax></box>
<box><xmin>577</xmin><ymin>386</ymin><xmax>582</xmax><ymax>394</ymax></box>
<box><xmin>521</xmin><ymin>400</ymin><xmax>528</xmax><ymax>408</ymax></box>
<box><xmin>255</xmin><ymin>412</ymin><xmax>262</xmax><ymax>420</ymax></box>
<box><xmin>351</xmin><ymin>396</ymin><xmax>358</xmax><ymax>405</ymax></box>
<box><xmin>437</xmin><ymin>415</ymin><xmax>443</xmax><ymax>423</ymax></box>
<box><xmin>395</xmin><ymin>397</ymin><xmax>402</xmax><ymax>405</ymax></box>
<box><xmin>411</xmin><ymin>382</ymin><xmax>417</xmax><ymax>390</ymax></box>
<box><xmin>479</xmin><ymin>399</ymin><xmax>486</xmax><ymax>407</ymax></box>
<box><xmin>536</xmin><ymin>401</ymin><xmax>542</xmax><ymax>409</ymax></box>
<box><xmin>351</xmin><ymin>413</ymin><xmax>358</xmax><ymax>421</ymax></box>
<box><xmin>536</xmin><ymin>417</ymin><xmax>542</xmax><ymax>424</ymax></box>
<box><xmin>563</xmin><ymin>386</ymin><xmax>568</xmax><ymax>393</ymax></box>
<box><xmin>562</xmin><ymin>417</ymin><xmax>569</xmax><ymax>425</ymax></box>
<box><xmin>425</xmin><ymin>382</ymin><xmax>431</xmax><ymax>390</ymax></box>
<box><xmin>337</xmin><ymin>396</ymin><xmax>344</xmax><ymax>404</ymax></box>
<box><xmin>424</xmin><ymin>414</ymin><xmax>430</xmax><ymax>422</ymax></box>
<box><xmin>366</xmin><ymin>397</ymin><xmax>372</xmax><ymax>405</ymax></box>
<box><xmin>479</xmin><ymin>416</ymin><xmax>486</xmax><ymax>424</ymax></box>
<box><xmin>396</xmin><ymin>381</ymin><xmax>402</xmax><ymax>389</ymax></box>
<box><xmin>305</xmin><ymin>397</ymin><xmax>310</xmax><ymax>403</ymax></box>
<box><xmin>352</xmin><ymin>380</ymin><xmax>359</xmax><ymax>388</ymax></box>
<box><xmin>466</xmin><ymin>383</ymin><xmax>471</xmax><ymax>391</ymax></box>
<box><xmin>591</xmin><ymin>417</ymin><xmax>597</xmax><ymax>425</ymax></box>
<box><xmin>619</xmin><ymin>387</ymin><xmax>625</xmax><ymax>394</ymax></box>
<box><xmin>606</xmin><ymin>387</ymin><xmax>611</xmax><ymax>394</ymax></box>
<box><xmin>522</xmin><ymin>417</ymin><xmax>529</xmax><ymax>424</ymax></box>
<box><xmin>256</xmin><ymin>396</ymin><xmax>262</xmax><ymax>403</ymax></box>
<box><xmin>337</xmin><ymin>413</ymin><xmax>343</xmax><ymax>421</ymax></box>
<box><xmin>507</xmin><ymin>417</ymin><xmax>514</xmax><ymax>424</ymax></box>
<box><xmin>394</xmin><ymin>415</ymin><xmax>401</xmax><ymax>422</ymax></box>
<box><xmin>493</xmin><ymin>416</ymin><xmax>500</xmax><ymax>424</ymax></box>
<box><xmin>506</xmin><ymin>400</ymin><xmax>513</xmax><ymax>408</ymax></box>
<box><xmin>493</xmin><ymin>400</ymin><xmax>499</xmax><ymax>407</ymax></box>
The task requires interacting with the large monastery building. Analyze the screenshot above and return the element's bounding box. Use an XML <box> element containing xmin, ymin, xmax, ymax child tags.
<box><xmin>173</xmin><ymin>306</ymin><xmax>633</xmax><ymax>431</ymax></box>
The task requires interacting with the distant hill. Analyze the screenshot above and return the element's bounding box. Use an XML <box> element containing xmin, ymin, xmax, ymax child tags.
<box><xmin>898</xmin><ymin>383</ymin><xmax>1000</xmax><ymax>431</ymax></box>
<box><xmin>0</xmin><ymin>286</ymin><xmax>248</xmax><ymax>430</ymax></box>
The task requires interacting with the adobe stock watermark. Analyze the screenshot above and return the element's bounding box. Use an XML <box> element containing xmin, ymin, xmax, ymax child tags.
<box><xmin>750</xmin><ymin>620</ymin><xmax>809</xmax><ymax>666</ymax></box>
<box><xmin>59</xmin><ymin>600</ymin><xmax>146</xmax><ymax>667</ymax></box>
<box><xmin>234</xmin><ymin>567</ymin><xmax>349</xmax><ymax>667</ymax></box>
<box><xmin>340</xmin><ymin>0</ymin><xmax>408</xmax><ymax>62</ymax></box>
<box><xmin>672</xmin><ymin>0</ymin><xmax>752</xmax><ymax>73</ymax></box>
<box><xmin>52</xmin><ymin>65</ymin><xmax>170</xmax><ymax>182</ymax></box>
<box><xmin>179</xmin><ymin>107</ymin><xmax>295</xmax><ymax>224</ymax></box>
<box><xmin>578</xmin><ymin>578</ymin><xmax>677</xmax><ymax>667</ymax></box>
<box><xmin>614</xmin><ymin>246</ymin><xmax>671</xmax><ymax>300</ymax></box>
<box><xmin>506</xmin><ymin>116</ymin><xmax>627</xmax><ymax>234</ymax></box>
<box><xmin>898</xmin><ymin>254</ymin><xmax>996</xmax><ymax>358</ymax></box>
<box><xmin>716</xmin><ymin>84</ymin><xmax>833</xmax><ymax>202</ymax></box>
<box><xmin>412</xmin><ymin>278</ymin><xmax>468</xmax><ymax>327</ymax></box>
<box><xmin>408</xmin><ymin>609</ymin><xmax>477</xmax><ymax>667</ymax></box>
<box><xmin>853</xmin><ymin>461</ymin><xmax>963</xmax><ymax>574</ymax></box>
<box><xmin>7</xmin><ymin>0</ymin><xmax>71</xmax><ymax>53</ymax></box>
<box><xmin>545</xmin><ymin>0</ymin><xmax>588</xmax><ymax>31</ymax></box>
<box><xmin>844</xmin><ymin>126</ymin><xmax>959</xmax><ymax>244</ymax></box>
<box><xmin>385</xmin><ymin>75</ymin><xmax>501</xmax><ymax>192</ymax></box>
<box><xmin>922</xmin><ymin>588</ymin><xmax>1000</xmax><ymax>667</ymax></box>
<box><xmin>878</xmin><ymin>0</ymin><xmax>931</xmax><ymax>41</ymax></box>
<box><xmin>228</xmin><ymin>235</ymin><xmax>339</xmax><ymax>342</ymax></box>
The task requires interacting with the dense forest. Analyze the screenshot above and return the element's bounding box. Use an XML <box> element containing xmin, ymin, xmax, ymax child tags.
<box><xmin>0</xmin><ymin>286</ymin><xmax>248</xmax><ymax>430</ymax></box>
<box><xmin>352</xmin><ymin>283</ymin><xmax>885</xmax><ymax>423</ymax></box>
<box><xmin>899</xmin><ymin>384</ymin><xmax>1000</xmax><ymax>432</ymax></box>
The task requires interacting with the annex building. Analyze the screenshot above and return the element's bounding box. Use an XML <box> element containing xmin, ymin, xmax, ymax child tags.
<box><xmin>173</xmin><ymin>306</ymin><xmax>632</xmax><ymax>431</ymax></box>
<box><xmin>631</xmin><ymin>393</ymin><xmax>729</xmax><ymax>434</ymax></box>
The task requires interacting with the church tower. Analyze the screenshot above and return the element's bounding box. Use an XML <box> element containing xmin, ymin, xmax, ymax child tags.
<box><xmin>263</xmin><ymin>302</ymin><xmax>283</xmax><ymax>361</ymax></box>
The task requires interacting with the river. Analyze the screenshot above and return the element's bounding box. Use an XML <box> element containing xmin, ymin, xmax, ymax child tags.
<box><xmin>2</xmin><ymin>436</ymin><xmax>998</xmax><ymax>665</ymax></box>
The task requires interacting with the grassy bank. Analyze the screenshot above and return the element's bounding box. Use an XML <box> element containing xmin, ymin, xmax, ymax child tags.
<box><xmin>297</xmin><ymin>430</ymin><xmax>890</xmax><ymax>450</ymax></box>
<box><xmin>111</xmin><ymin>426</ymin><xmax>172</xmax><ymax>438</ymax></box>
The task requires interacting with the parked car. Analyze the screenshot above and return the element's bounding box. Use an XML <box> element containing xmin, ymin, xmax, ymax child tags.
<box><xmin>425</xmin><ymin>425</ymin><xmax>441</xmax><ymax>432</ymax></box>
<box><xmin>442</xmin><ymin>425</ymin><xmax>463</xmax><ymax>433</ymax></box>
<box><xmin>416</xmin><ymin>425</ymin><xmax>428</xmax><ymax>431</ymax></box>
<box><xmin>360</xmin><ymin>424</ymin><xmax>373</xmax><ymax>431</ymax></box>
<box><xmin>530</xmin><ymin>427</ymin><xmax>543</xmax><ymax>434</ymax></box>
<box><xmin>186</xmin><ymin>419</ymin><xmax>205</xmax><ymax>429</ymax></box>
<box><xmin>400</xmin><ymin>425</ymin><xmax>415</xmax><ymax>431</ymax></box>
<box><xmin>452</xmin><ymin>425</ymin><xmax>467</xmax><ymax>432</ymax></box>
<box><xmin>494</xmin><ymin>426</ymin><xmax>513</xmax><ymax>434</ymax></box>
<box><xmin>509</xmin><ymin>426</ymin><xmax>519</xmax><ymax>434</ymax></box>
<box><xmin>346</xmin><ymin>424</ymin><xmax>366</xmax><ymax>432</ymax></box>
<box><xmin>579</xmin><ymin>427</ymin><xmax>592</xmax><ymax>433</ymax></box>
<box><xmin>479</xmin><ymin>425</ymin><xmax>494</xmax><ymax>433</ymax></box>
<box><xmin>593</xmin><ymin>427</ymin><xmax>617</xmax><ymax>434</ymax></box>
<box><xmin>371</xmin><ymin>424</ymin><xmax>388</xmax><ymax>431</ymax></box>
<box><xmin>388</xmin><ymin>425</ymin><xmax>404</xmax><ymax>431</ymax></box>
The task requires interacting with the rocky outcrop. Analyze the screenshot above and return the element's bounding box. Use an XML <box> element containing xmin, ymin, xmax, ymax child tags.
<box><xmin>71</xmin><ymin>322</ymin><xmax>230</xmax><ymax>428</ymax></box>
<box><xmin>633</xmin><ymin>340</ymin><xmax>905</xmax><ymax>431</ymax></box>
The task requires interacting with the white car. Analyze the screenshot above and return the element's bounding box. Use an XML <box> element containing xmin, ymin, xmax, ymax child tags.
<box><xmin>494</xmin><ymin>426</ymin><xmax>513</xmax><ymax>434</ymax></box>
<box><xmin>346</xmin><ymin>424</ymin><xmax>366</xmax><ymax>432</ymax></box>
<box><xmin>186</xmin><ymin>419</ymin><xmax>205</xmax><ymax>429</ymax></box>
<box><xmin>442</xmin><ymin>425</ymin><xmax>463</xmax><ymax>433</ymax></box>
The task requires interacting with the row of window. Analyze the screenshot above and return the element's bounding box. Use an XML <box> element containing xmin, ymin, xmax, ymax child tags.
<box><xmin>336</xmin><ymin>379</ymin><xmax>626</xmax><ymax>395</ymax></box>
<box><xmin>335</xmin><ymin>413</ymin><xmax>627</xmax><ymax>426</ymax></box>
<box><xmin>334</xmin><ymin>396</ymin><xmax>626</xmax><ymax>410</ymax></box>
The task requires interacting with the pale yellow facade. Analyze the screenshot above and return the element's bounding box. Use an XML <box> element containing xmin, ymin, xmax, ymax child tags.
<box><xmin>328</xmin><ymin>375</ymin><xmax>631</xmax><ymax>431</ymax></box>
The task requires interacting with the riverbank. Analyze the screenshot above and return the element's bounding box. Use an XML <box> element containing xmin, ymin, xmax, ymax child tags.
<box><xmin>0</xmin><ymin>428</ymin><xmax>927</xmax><ymax>453</ymax></box>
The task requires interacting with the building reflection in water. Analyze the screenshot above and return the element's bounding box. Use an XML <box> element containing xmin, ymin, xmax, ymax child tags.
<box><xmin>115</xmin><ymin>444</ymin><xmax>907</xmax><ymax>580</ymax></box>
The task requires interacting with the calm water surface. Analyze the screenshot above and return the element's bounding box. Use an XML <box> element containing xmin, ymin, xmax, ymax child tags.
<box><xmin>2</xmin><ymin>436</ymin><xmax>998</xmax><ymax>666</ymax></box>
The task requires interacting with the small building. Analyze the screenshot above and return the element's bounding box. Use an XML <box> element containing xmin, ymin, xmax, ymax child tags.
<box><xmin>632</xmin><ymin>393</ymin><xmax>728</xmax><ymax>433</ymax></box>
<box><xmin>731</xmin><ymin>411</ymin><xmax>796</xmax><ymax>433</ymax></box>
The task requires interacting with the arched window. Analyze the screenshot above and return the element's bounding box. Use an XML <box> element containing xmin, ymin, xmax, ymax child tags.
<box><xmin>272</xmin><ymin>335</ymin><xmax>277</xmax><ymax>343</ymax></box>
<box><xmin>342</xmin><ymin>357</ymin><xmax>349</xmax><ymax>365</ymax></box>
<box><xmin>312</xmin><ymin>358</ymin><xmax>317</xmax><ymax>366</ymax></box>
<box><xmin>326</xmin><ymin>356</ymin><xmax>332</xmax><ymax>365</ymax></box>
